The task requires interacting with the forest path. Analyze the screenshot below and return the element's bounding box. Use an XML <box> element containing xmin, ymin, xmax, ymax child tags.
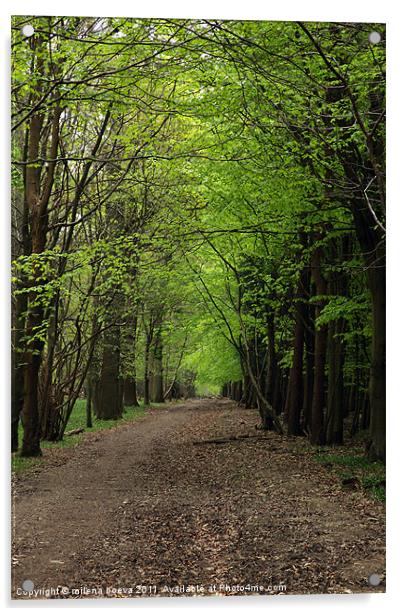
<box><xmin>12</xmin><ymin>398</ymin><xmax>385</xmax><ymax>598</ymax></box>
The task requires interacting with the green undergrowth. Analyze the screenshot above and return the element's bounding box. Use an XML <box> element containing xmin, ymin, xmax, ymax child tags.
<box><xmin>12</xmin><ymin>399</ymin><xmax>167</xmax><ymax>474</ymax></box>
<box><xmin>314</xmin><ymin>448</ymin><xmax>386</xmax><ymax>503</ymax></box>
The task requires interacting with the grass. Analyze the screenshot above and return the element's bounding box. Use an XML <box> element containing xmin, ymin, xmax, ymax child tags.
<box><xmin>314</xmin><ymin>449</ymin><xmax>386</xmax><ymax>502</ymax></box>
<box><xmin>12</xmin><ymin>399</ymin><xmax>167</xmax><ymax>474</ymax></box>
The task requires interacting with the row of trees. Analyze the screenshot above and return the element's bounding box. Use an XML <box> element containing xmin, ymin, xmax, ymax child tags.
<box><xmin>11</xmin><ymin>17</ymin><xmax>385</xmax><ymax>460</ymax></box>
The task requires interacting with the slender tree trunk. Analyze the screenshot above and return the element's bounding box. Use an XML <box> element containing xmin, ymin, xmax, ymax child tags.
<box><xmin>11</xmin><ymin>129</ymin><xmax>30</xmax><ymax>452</ymax></box>
<box><xmin>326</xmin><ymin>319</ymin><xmax>345</xmax><ymax>444</ymax></box>
<box><xmin>265</xmin><ymin>318</ymin><xmax>278</xmax><ymax>406</ymax></box>
<box><xmin>272</xmin><ymin>368</ymin><xmax>283</xmax><ymax>415</ymax></box>
<box><xmin>326</xmin><ymin>246</ymin><xmax>347</xmax><ymax>445</ymax></box>
<box><xmin>242</xmin><ymin>342</ymin><xmax>283</xmax><ymax>433</ymax></box>
<box><xmin>123</xmin><ymin>312</ymin><xmax>140</xmax><ymax>406</ymax></box>
<box><xmin>310</xmin><ymin>244</ymin><xmax>328</xmax><ymax>446</ymax></box>
<box><xmin>361</xmin><ymin>392</ymin><xmax>371</xmax><ymax>431</ymax></box>
<box><xmin>283</xmin><ymin>371</ymin><xmax>291</xmax><ymax>423</ymax></box>
<box><xmin>287</xmin><ymin>260</ymin><xmax>309</xmax><ymax>436</ymax></box>
<box><xmin>150</xmin><ymin>328</ymin><xmax>164</xmax><ymax>403</ymax></box>
<box><xmin>86</xmin><ymin>379</ymin><xmax>93</xmax><ymax>428</ymax></box>
<box><xmin>144</xmin><ymin>332</ymin><xmax>152</xmax><ymax>406</ymax></box>
<box><xmin>302</xmin><ymin>322</ymin><xmax>314</xmax><ymax>433</ymax></box>
<box><xmin>39</xmin><ymin>295</ymin><xmax>61</xmax><ymax>441</ymax></box>
<box><xmin>11</xmin><ymin>289</ymin><xmax>27</xmax><ymax>452</ymax></box>
<box><xmin>287</xmin><ymin>319</ymin><xmax>304</xmax><ymax>436</ymax></box>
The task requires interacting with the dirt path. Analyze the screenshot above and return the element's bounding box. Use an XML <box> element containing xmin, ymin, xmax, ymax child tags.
<box><xmin>11</xmin><ymin>399</ymin><xmax>385</xmax><ymax>599</ymax></box>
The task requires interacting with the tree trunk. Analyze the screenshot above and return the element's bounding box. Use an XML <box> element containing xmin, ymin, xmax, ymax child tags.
<box><xmin>242</xmin><ymin>341</ymin><xmax>283</xmax><ymax>433</ymax></box>
<box><xmin>20</xmin><ymin>346</ymin><xmax>43</xmax><ymax>457</ymax></box>
<box><xmin>326</xmin><ymin>247</ymin><xmax>347</xmax><ymax>445</ymax></box>
<box><xmin>326</xmin><ymin>320</ymin><xmax>345</xmax><ymax>444</ymax></box>
<box><xmin>150</xmin><ymin>328</ymin><xmax>164</xmax><ymax>403</ymax></box>
<box><xmin>310</xmin><ymin>244</ymin><xmax>328</xmax><ymax>446</ymax></box>
<box><xmin>86</xmin><ymin>378</ymin><xmax>93</xmax><ymax>428</ymax></box>
<box><xmin>96</xmin><ymin>324</ymin><xmax>123</xmax><ymax>420</ymax></box>
<box><xmin>144</xmin><ymin>332</ymin><xmax>151</xmax><ymax>406</ymax></box>
<box><xmin>124</xmin><ymin>378</ymin><xmax>139</xmax><ymax>407</ymax></box>
<box><xmin>39</xmin><ymin>296</ymin><xmax>61</xmax><ymax>441</ymax></box>
<box><xmin>11</xmin><ymin>289</ymin><xmax>27</xmax><ymax>452</ymax></box>
<box><xmin>265</xmin><ymin>318</ymin><xmax>278</xmax><ymax>406</ymax></box>
<box><xmin>302</xmin><ymin>319</ymin><xmax>314</xmax><ymax>433</ymax></box>
<box><xmin>287</xmin><ymin>262</ymin><xmax>309</xmax><ymax>436</ymax></box>
<box><xmin>287</xmin><ymin>320</ymin><xmax>304</xmax><ymax>436</ymax></box>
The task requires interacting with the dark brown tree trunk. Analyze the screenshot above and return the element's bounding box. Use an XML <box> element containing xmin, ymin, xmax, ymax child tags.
<box><xmin>122</xmin><ymin>311</ymin><xmax>140</xmax><ymax>407</ymax></box>
<box><xmin>241</xmin><ymin>341</ymin><xmax>283</xmax><ymax>433</ymax></box>
<box><xmin>272</xmin><ymin>368</ymin><xmax>283</xmax><ymax>415</ymax></box>
<box><xmin>310</xmin><ymin>244</ymin><xmax>328</xmax><ymax>446</ymax></box>
<box><xmin>230</xmin><ymin>381</ymin><xmax>235</xmax><ymax>399</ymax></box>
<box><xmin>96</xmin><ymin>324</ymin><xmax>123</xmax><ymax>420</ymax></box>
<box><xmin>88</xmin><ymin>305</ymin><xmax>102</xmax><ymax>421</ymax></box>
<box><xmin>150</xmin><ymin>328</ymin><xmax>164</xmax><ymax>403</ymax></box>
<box><xmin>39</xmin><ymin>295</ymin><xmax>61</xmax><ymax>441</ymax></box>
<box><xmin>234</xmin><ymin>380</ymin><xmax>243</xmax><ymax>401</ymax></box>
<box><xmin>302</xmin><ymin>322</ymin><xmax>315</xmax><ymax>433</ymax></box>
<box><xmin>326</xmin><ymin>245</ymin><xmax>347</xmax><ymax>445</ymax></box>
<box><xmin>124</xmin><ymin>378</ymin><xmax>139</xmax><ymax>407</ymax></box>
<box><xmin>287</xmin><ymin>319</ymin><xmax>304</xmax><ymax>436</ymax></box>
<box><xmin>11</xmin><ymin>128</ymin><xmax>30</xmax><ymax>452</ymax></box>
<box><xmin>361</xmin><ymin>392</ymin><xmax>370</xmax><ymax>431</ymax></box>
<box><xmin>86</xmin><ymin>379</ymin><xmax>93</xmax><ymax>428</ymax></box>
<box><xmin>11</xmin><ymin>289</ymin><xmax>27</xmax><ymax>452</ymax></box>
<box><xmin>287</xmin><ymin>260</ymin><xmax>309</xmax><ymax>436</ymax></box>
<box><xmin>144</xmin><ymin>332</ymin><xmax>152</xmax><ymax>406</ymax></box>
<box><xmin>265</xmin><ymin>318</ymin><xmax>278</xmax><ymax>406</ymax></box>
<box><xmin>21</xmin><ymin>349</ymin><xmax>43</xmax><ymax>457</ymax></box>
<box><xmin>283</xmin><ymin>371</ymin><xmax>291</xmax><ymax>423</ymax></box>
<box><xmin>326</xmin><ymin>319</ymin><xmax>345</xmax><ymax>444</ymax></box>
<box><xmin>242</xmin><ymin>374</ymin><xmax>253</xmax><ymax>407</ymax></box>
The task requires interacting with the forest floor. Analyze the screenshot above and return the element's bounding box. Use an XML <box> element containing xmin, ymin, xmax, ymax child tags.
<box><xmin>11</xmin><ymin>398</ymin><xmax>385</xmax><ymax>599</ymax></box>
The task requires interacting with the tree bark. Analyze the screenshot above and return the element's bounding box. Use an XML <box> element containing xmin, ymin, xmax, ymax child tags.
<box><xmin>96</xmin><ymin>323</ymin><xmax>123</xmax><ymax>420</ymax></box>
<box><xmin>144</xmin><ymin>331</ymin><xmax>152</xmax><ymax>406</ymax></box>
<box><xmin>302</xmin><ymin>315</ymin><xmax>314</xmax><ymax>433</ymax></box>
<box><xmin>326</xmin><ymin>319</ymin><xmax>345</xmax><ymax>444</ymax></box>
<box><xmin>11</xmin><ymin>289</ymin><xmax>27</xmax><ymax>451</ymax></box>
<box><xmin>326</xmin><ymin>245</ymin><xmax>347</xmax><ymax>445</ymax></box>
<box><xmin>124</xmin><ymin>378</ymin><xmax>139</xmax><ymax>407</ymax></box>
<box><xmin>86</xmin><ymin>379</ymin><xmax>93</xmax><ymax>428</ymax></box>
<box><xmin>150</xmin><ymin>328</ymin><xmax>164</xmax><ymax>403</ymax></box>
<box><xmin>265</xmin><ymin>318</ymin><xmax>278</xmax><ymax>406</ymax></box>
<box><xmin>287</xmin><ymin>261</ymin><xmax>309</xmax><ymax>436</ymax></box>
<box><xmin>310</xmin><ymin>243</ymin><xmax>328</xmax><ymax>446</ymax></box>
